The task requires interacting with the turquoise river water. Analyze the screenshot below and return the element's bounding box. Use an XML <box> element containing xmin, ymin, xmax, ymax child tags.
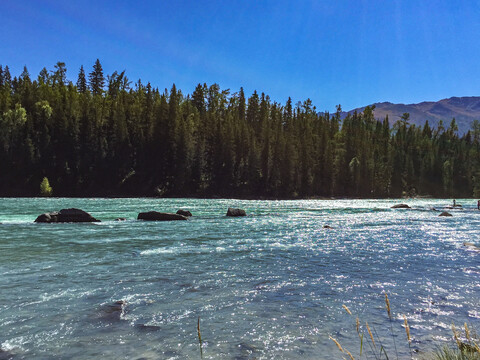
<box><xmin>0</xmin><ymin>198</ymin><xmax>479</xmax><ymax>359</ymax></box>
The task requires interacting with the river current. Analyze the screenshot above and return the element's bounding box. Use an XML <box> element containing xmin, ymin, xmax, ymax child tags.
<box><xmin>0</xmin><ymin>198</ymin><xmax>479</xmax><ymax>359</ymax></box>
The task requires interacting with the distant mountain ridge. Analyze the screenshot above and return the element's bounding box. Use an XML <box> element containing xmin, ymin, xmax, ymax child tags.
<box><xmin>343</xmin><ymin>96</ymin><xmax>480</xmax><ymax>134</ymax></box>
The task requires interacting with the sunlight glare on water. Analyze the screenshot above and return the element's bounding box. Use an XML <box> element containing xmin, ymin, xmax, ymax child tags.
<box><xmin>0</xmin><ymin>198</ymin><xmax>479</xmax><ymax>359</ymax></box>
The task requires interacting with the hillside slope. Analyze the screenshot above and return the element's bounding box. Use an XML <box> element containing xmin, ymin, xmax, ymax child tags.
<box><xmin>345</xmin><ymin>96</ymin><xmax>480</xmax><ymax>134</ymax></box>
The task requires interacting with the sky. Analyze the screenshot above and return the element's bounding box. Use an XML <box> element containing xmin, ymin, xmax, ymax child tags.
<box><xmin>1</xmin><ymin>0</ymin><xmax>479</xmax><ymax>111</ymax></box>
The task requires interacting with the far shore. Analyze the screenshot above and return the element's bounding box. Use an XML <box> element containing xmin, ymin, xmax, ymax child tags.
<box><xmin>0</xmin><ymin>194</ymin><xmax>478</xmax><ymax>201</ymax></box>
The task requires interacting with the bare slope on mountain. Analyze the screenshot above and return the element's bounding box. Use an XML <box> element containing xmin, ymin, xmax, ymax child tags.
<box><xmin>345</xmin><ymin>96</ymin><xmax>480</xmax><ymax>134</ymax></box>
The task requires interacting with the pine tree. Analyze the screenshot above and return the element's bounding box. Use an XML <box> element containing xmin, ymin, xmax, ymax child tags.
<box><xmin>52</xmin><ymin>62</ymin><xmax>67</xmax><ymax>86</ymax></box>
<box><xmin>76</xmin><ymin>65</ymin><xmax>87</xmax><ymax>93</ymax></box>
<box><xmin>38</xmin><ymin>67</ymin><xmax>49</xmax><ymax>85</ymax></box>
<box><xmin>3</xmin><ymin>65</ymin><xmax>11</xmax><ymax>89</ymax></box>
<box><xmin>89</xmin><ymin>59</ymin><xmax>105</xmax><ymax>96</ymax></box>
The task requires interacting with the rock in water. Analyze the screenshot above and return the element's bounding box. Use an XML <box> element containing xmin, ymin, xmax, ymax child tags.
<box><xmin>391</xmin><ymin>204</ymin><xmax>411</xmax><ymax>209</ymax></box>
<box><xmin>35</xmin><ymin>208</ymin><xmax>100</xmax><ymax>223</ymax></box>
<box><xmin>226</xmin><ymin>208</ymin><xmax>247</xmax><ymax>217</ymax></box>
<box><xmin>134</xmin><ymin>323</ymin><xmax>161</xmax><ymax>332</ymax></box>
<box><xmin>137</xmin><ymin>211</ymin><xmax>188</xmax><ymax>221</ymax></box>
<box><xmin>323</xmin><ymin>225</ymin><xmax>334</xmax><ymax>229</ymax></box>
<box><xmin>98</xmin><ymin>300</ymin><xmax>127</xmax><ymax>322</ymax></box>
<box><xmin>463</xmin><ymin>242</ymin><xmax>480</xmax><ymax>250</ymax></box>
<box><xmin>439</xmin><ymin>211</ymin><xmax>453</xmax><ymax>217</ymax></box>
<box><xmin>35</xmin><ymin>212</ymin><xmax>58</xmax><ymax>223</ymax></box>
<box><xmin>176</xmin><ymin>209</ymin><xmax>192</xmax><ymax>217</ymax></box>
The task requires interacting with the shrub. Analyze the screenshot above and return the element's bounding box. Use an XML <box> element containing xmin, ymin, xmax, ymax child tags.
<box><xmin>40</xmin><ymin>177</ymin><xmax>53</xmax><ymax>197</ymax></box>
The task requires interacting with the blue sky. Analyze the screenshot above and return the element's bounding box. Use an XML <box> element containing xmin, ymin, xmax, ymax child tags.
<box><xmin>1</xmin><ymin>0</ymin><xmax>479</xmax><ymax>111</ymax></box>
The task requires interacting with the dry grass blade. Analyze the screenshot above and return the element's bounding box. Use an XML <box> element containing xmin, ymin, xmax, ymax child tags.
<box><xmin>356</xmin><ymin>317</ymin><xmax>360</xmax><ymax>334</ymax></box>
<box><xmin>452</xmin><ymin>323</ymin><xmax>461</xmax><ymax>349</ymax></box>
<box><xmin>403</xmin><ymin>315</ymin><xmax>411</xmax><ymax>343</ymax></box>
<box><xmin>385</xmin><ymin>293</ymin><xmax>392</xmax><ymax>319</ymax></box>
<box><xmin>366</xmin><ymin>322</ymin><xmax>376</xmax><ymax>348</ymax></box>
<box><xmin>329</xmin><ymin>336</ymin><xmax>345</xmax><ymax>353</ymax></box>
<box><xmin>343</xmin><ymin>304</ymin><xmax>352</xmax><ymax>315</ymax></box>
<box><xmin>345</xmin><ymin>349</ymin><xmax>355</xmax><ymax>360</ymax></box>
<box><xmin>197</xmin><ymin>316</ymin><xmax>203</xmax><ymax>359</ymax></box>
<box><xmin>465</xmin><ymin>322</ymin><xmax>471</xmax><ymax>342</ymax></box>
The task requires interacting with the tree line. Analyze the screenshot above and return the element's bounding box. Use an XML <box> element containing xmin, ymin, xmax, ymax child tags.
<box><xmin>1</xmin><ymin>60</ymin><xmax>480</xmax><ymax>198</ymax></box>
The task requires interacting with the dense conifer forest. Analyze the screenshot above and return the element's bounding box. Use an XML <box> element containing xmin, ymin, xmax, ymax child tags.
<box><xmin>1</xmin><ymin>60</ymin><xmax>480</xmax><ymax>198</ymax></box>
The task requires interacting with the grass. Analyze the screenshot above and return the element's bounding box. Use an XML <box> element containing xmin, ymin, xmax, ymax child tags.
<box><xmin>329</xmin><ymin>292</ymin><xmax>480</xmax><ymax>360</ymax></box>
<box><xmin>429</xmin><ymin>345</ymin><xmax>480</xmax><ymax>360</ymax></box>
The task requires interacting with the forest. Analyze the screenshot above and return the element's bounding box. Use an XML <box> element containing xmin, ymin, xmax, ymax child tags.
<box><xmin>1</xmin><ymin>60</ymin><xmax>480</xmax><ymax>198</ymax></box>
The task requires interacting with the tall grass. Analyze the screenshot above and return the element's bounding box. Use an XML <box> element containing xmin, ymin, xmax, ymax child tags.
<box><xmin>329</xmin><ymin>293</ymin><xmax>480</xmax><ymax>360</ymax></box>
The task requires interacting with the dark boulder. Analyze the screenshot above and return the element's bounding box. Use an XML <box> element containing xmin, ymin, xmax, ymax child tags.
<box><xmin>226</xmin><ymin>208</ymin><xmax>246</xmax><ymax>217</ymax></box>
<box><xmin>176</xmin><ymin>209</ymin><xmax>192</xmax><ymax>217</ymax></box>
<box><xmin>35</xmin><ymin>208</ymin><xmax>100</xmax><ymax>223</ymax></box>
<box><xmin>439</xmin><ymin>211</ymin><xmax>453</xmax><ymax>217</ymax></box>
<box><xmin>323</xmin><ymin>225</ymin><xmax>334</xmax><ymax>229</ymax></box>
<box><xmin>137</xmin><ymin>211</ymin><xmax>187</xmax><ymax>221</ymax></box>
<box><xmin>391</xmin><ymin>204</ymin><xmax>411</xmax><ymax>209</ymax></box>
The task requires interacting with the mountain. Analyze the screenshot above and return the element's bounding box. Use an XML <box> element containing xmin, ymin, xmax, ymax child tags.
<box><xmin>343</xmin><ymin>96</ymin><xmax>480</xmax><ymax>134</ymax></box>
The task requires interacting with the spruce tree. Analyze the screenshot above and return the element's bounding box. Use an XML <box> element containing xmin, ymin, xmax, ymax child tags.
<box><xmin>89</xmin><ymin>59</ymin><xmax>105</xmax><ymax>95</ymax></box>
<box><xmin>76</xmin><ymin>65</ymin><xmax>87</xmax><ymax>93</ymax></box>
<box><xmin>3</xmin><ymin>65</ymin><xmax>11</xmax><ymax>88</ymax></box>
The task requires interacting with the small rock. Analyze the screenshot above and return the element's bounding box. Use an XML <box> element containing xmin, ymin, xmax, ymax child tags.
<box><xmin>137</xmin><ymin>211</ymin><xmax>187</xmax><ymax>221</ymax></box>
<box><xmin>176</xmin><ymin>209</ymin><xmax>192</xmax><ymax>217</ymax></box>
<box><xmin>226</xmin><ymin>208</ymin><xmax>247</xmax><ymax>217</ymax></box>
<box><xmin>463</xmin><ymin>242</ymin><xmax>480</xmax><ymax>250</ymax></box>
<box><xmin>391</xmin><ymin>204</ymin><xmax>411</xmax><ymax>209</ymax></box>
<box><xmin>115</xmin><ymin>218</ymin><xmax>127</xmax><ymax>221</ymax></box>
<box><xmin>323</xmin><ymin>225</ymin><xmax>334</xmax><ymax>229</ymax></box>
<box><xmin>439</xmin><ymin>211</ymin><xmax>453</xmax><ymax>217</ymax></box>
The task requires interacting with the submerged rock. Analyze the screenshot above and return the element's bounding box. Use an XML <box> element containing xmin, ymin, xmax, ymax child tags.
<box><xmin>137</xmin><ymin>211</ymin><xmax>187</xmax><ymax>221</ymax></box>
<box><xmin>391</xmin><ymin>204</ymin><xmax>411</xmax><ymax>209</ymax></box>
<box><xmin>115</xmin><ymin>217</ymin><xmax>127</xmax><ymax>221</ymax></box>
<box><xmin>176</xmin><ymin>209</ymin><xmax>192</xmax><ymax>217</ymax></box>
<box><xmin>445</xmin><ymin>204</ymin><xmax>462</xmax><ymax>209</ymax></box>
<box><xmin>0</xmin><ymin>348</ymin><xmax>17</xmax><ymax>360</ymax></box>
<box><xmin>35</xmin><ymin>208</ymin><xmax>100</xmax><ymax>223</ymax></box>
<box><xmin>226</xmin><ymin>208</ymin><xmax>246</xmax><ymax>217</ymax></box>
<box><xmin>463</xmin><ymin>242</ymin><xmax>480</xmax><ymax>250</ymax></box>
<box><xmin>98</xmin><ymin>300</ymin><xmax>127</xmax><ymax>322</ymax></box>
<box><xmin>439</xmin><ymin>211</ymin><xmax>453</xmax><ymax>217</ymax></box>
<box><xmin>134</xmin><ymin>323</ymin><xmax>161</xmax><ymax>332</ymax></box>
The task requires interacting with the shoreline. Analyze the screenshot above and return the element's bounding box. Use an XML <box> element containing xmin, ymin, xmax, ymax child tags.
<box><xmin>0</xmin><ymin>195</ymin><xmax>476</xmax><ymax>201</ymax></box>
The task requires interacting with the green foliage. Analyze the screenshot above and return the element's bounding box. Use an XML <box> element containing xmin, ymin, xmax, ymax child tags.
<box><xmin>0</xmin><ymin>61</ymin><xmax>479</xmax><ymax>197</ymax></box>
<box><xmin>431</xmin><ymin>345</ymin><xmax>480</xmax><ymax>360</ymax></box>
<box><xmin>40</xmin><ymin>177</ymin><xmax>53</xmax><ymax>197</ymax></box>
